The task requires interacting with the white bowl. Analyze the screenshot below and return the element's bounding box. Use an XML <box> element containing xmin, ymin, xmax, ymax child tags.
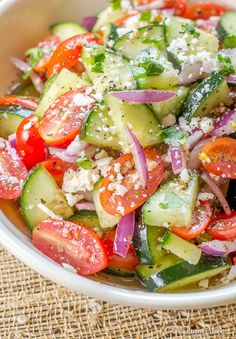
<box><xmin>0</xmin><ymin>0</ymin><xmax>236</xmax><ymax>310</ymax></box>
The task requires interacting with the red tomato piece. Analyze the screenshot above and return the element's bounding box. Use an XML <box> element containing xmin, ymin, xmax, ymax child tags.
<box><xmin>206</xmin><ymin>211</ymin><xmax>236</xmax><ymax>240</ymax></box>
<box><xmin>163</xmin><ymin>0</ymin><xmax>186</xmax><ymax>16</ymax></box>
<box><xmin>115</xmin><ymin>12</ymin><xmax>140</xmax><ymax>26</ymax></box>
<box><xmin>33</xmin><ymin>35</ymin><xmax>61</xmax><ymax>73</ymax></box>
<box><xmin>100</xmin><ymin>148</ymin><xmax>164</xmax><ymax>216</ymax></box>
<box><xmin>0</xmin><ymin>139</ymin><xmax>28</xmax><ymax>199</ymax></box>
<box><xmin>103</xmin><ymin>229</ymin><xmax>139</xmax><ymax>272</ymax></box>
<box><xmin>32</xmin><ymin>219</ymin><xmax>109</xmax><ymax>275</ymax></box>
<box><xmin>0</xmin><ymin>96</ymin><xmax>38</xmax><ymax>110</ymax></box>
<box><xmin>38</xmin><ymin>88</ymin><xmax>96</xmax><ymax>148</ymax></box>
<box><xmin>47</xmin><ymin>33</ymin><xmax>100</xmax><ymax>77</ymax></box>
<box><xmin>172</xmin><ymin>201</ymin><xmax>212</xmax><ymax>240</ymax></box>
<box><xmin>185</xmin><ymin>3</ymin><xmax>227</xmax><ymax>20</ymax></box>
<box><xmin>41</xmin><ymin>157</ymin><xmax>77</xmax><ymax>187</ymax></box>
<box><xmin>16</xmin><ymin>115</ymin><xmax>47</xmax><ymax>170</ymax></box>
<box><xmin>200</xmin><ymin>138</ymin><xmax>236</xmax><ymax>179</ymax></box>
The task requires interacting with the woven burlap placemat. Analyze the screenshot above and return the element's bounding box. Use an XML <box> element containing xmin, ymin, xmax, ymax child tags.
<box><xmin>0</xmin><ymin>246</ymin><xmax>235</xmax><ymax>339</ymax></box>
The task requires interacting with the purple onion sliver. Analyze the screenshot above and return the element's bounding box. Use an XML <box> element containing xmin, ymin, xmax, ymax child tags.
<box><xmin>81</xmin><ymin>16</ymin><xmax>97</xmax><ymax>31</ymax></box>
<box><xmin>201</xmin><ymin>171</ymin><xmax>231</xmax><ymax>216</ymax></box>
<box><xmin>126</xmin><ymin>127</ymin><xmax>148</xmax><ymax>188</ymax></box>
<box><xmin>226</xmin><ymin>75</ymin><xmax>236</xmax><ymax>84</ymax></box>
<box><xmin>170</xmin><ymin>145</ymin><xmax>186</xmax><ymax>175</ymax></box>
<box><xmin>76</xmin><ymin>202</ymin><xmax>96</xmax><ymax>211</ymax></box>
<box><xmin>113</xmin><ymin>212</ymin><xmax>135</xmax><ymax>258</ymax></box>
<box><xmin>200</xmin><ymin>239</ymin><xmax>236</xmax><ymax>256</ymax></box>
<box><xmin>8</xmin><ymin>133</ymin><xmax>16</xmax><ymax>149</ymax></box>
<box><xmin>111</xmin><ymin>90</ymin><xmax>176</xmax><ymax>103</ymax></box>
<box><xmin>211</xmin><ymin>109</ymin><xmax>236</xmax><ymax>137</ymax></box>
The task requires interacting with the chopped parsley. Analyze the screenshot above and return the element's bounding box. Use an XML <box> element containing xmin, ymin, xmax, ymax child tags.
<box><xmin>108</xmin><ymin>24</ymin><xmax>119</xmax><ymax>44</ymax></box>
<box><xmin>134</xmin><ymin>60</ymin><xmax>164</xmax><ymax>79</ymax></box>
<box><xmin>182</xmin><ymin>23</ymin><xmax>200</xmax><ymax>38</ymax></box>
<box><xmin>110</xmin><ymin>0</ymin><xmax>121</xmax><ymax>9</ymax></box>
<box><xmin>91</xmin><ymin>50</ymin><xmax>105</xmax><ymax>74</ymax></box>
<box><xmin>140</xmin><ymin>10</ymin><xmax>152</xmax><ymax>22</ymax></box>
<box><xmin>159</xmin><ymin>126</ymin><xmax>188</xmax><ymax>147</ymax></box>
<box><xmin>23</xmin><ymin>47</ymin><xmax>45</xmax><ymax>79</ymax></box>
<box><xmin>75</xmin><ymin>158</ymin><xmax>93</xmax><ymax>170</ymax></box>
<box><xmin>218</xmin><ymin>53</ymin><xmax>235</xmax><ymax>76</ymax></box>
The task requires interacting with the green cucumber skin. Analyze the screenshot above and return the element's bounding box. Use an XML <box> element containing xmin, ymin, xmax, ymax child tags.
<box><xmin>139</xmin><ymin>254</ymin><xmax>229</xmax><ymax>292</ymax></box>
<box><xmin>217</xmin><ymin>12</ymin><xmax>236</xmax><ymax>49</ymax></box>
<box><xmin>50</xmin><ymin>21</ymin><xmax>86</xmax><ymax>41</ymax></box>
<box><xmin>69</xmin><ymin>211</ymin><xmax>100</xmax><ymax>230</ymax></box>
<box><xmin>133</xmin><ymin>217</ymin><xmax>166</xmax><ymax>265</ymax></box>
<box><xmin>182</xmin><ymin>72</ymin><xmax>230</xmax><ymax>120</ymax></box>
<box><xmin>105</xmin><ymin>266</ymin><xmax>135</xmax><ymax>277</ymax></box>
<box><xmin>0</xmin><ymin>112</ymin><xmax>24</xmax><ymax>138</ymax></box>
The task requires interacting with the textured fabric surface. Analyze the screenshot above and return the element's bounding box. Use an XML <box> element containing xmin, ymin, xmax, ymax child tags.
<box><xmin>0</xmin><ymin>246</ymin><xmax>236</xmax><ymax>338</ymax></box>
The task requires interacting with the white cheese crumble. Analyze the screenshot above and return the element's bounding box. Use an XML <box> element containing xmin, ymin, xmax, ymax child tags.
<box><xmin>62</xmin><ymin>168</ymin><xmax>100</xmax><ymax>193</ymax></box>
<box><xmin>162</xmin><ymin>114</ymin><xmax>176</xmax><ymax>127</ymax></box>
<box><xmin>179</xmin><ymin>169</ymin><xmax>190</xmax><ymax>183</ymax></box>
<box><xmin>199</xmin><ymin>117</ymin><xmax>214</xmax><ymax>133</ymax></box>
<box><xmin>73</xmin><ymin>93</ymin><xmax>95</xmax><ymax>106</ymax></box>
<box><xmin>65</xmin><ymin>193</ymin><xmax>84</xmax><ymax>207</ymax></box>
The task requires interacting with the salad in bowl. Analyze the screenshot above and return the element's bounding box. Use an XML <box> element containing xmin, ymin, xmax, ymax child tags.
<box><xmin>0</xmin><ymin>0</ymin><xmax>236</xmax><ymax>294</ymax></box>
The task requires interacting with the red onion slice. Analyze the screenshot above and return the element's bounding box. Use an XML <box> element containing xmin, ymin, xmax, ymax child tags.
<box><xmin>226</xmin><ymin>75</ymin><xmax>236</xmax><ymax>85</ymax></box>
<box><xmin>113</xmin><ymin>212</ymin><xmax>135</xmax><ymax>257</ymax></box>
<box><xmin>76</xmin><ymin>202</ymin><xmax>96</xmax><ymax>211</ymax></box>
<box><xmin>200</xmin><ymin>239</ymin><xmax>236</xmax><ymax>256</ymax></box>
<box><xmin>49</xmin><ymin>139</ymin><xmax>89</xmax><ymax>163</ymax></box>
<box><xmin>169</xmin><ymin>145</ymin><xmax>186</xmax><ymax>175</ymax></box>
<box><xmin>8</xmin><ymin>133</ymin><xmax>16</xmax><ymax>149</ymax></box>
<box><xmin>188</xmin><ymin>137</ymin><xmax>213</xmax><ymax>170</ymax></box>
<box><xmin>201</xmin><ymin>172</ymin><xmax>231</xmax><ymax>216</ymax></box>
<box><xmin>211</xmin><ymin>109</ymin><xmax>236</xmax><ymax>137</ymax></box>
<box><xmin>126</xmin><ymin>127</ymin><xmax>148</xmax><ymax>188</ymax></box>
<box><xmin>111</xmin><ymin>90</ymin><xmax>176</xmax><ymax>103</ymax></box>
<box><xmin>10</xmin><ymin>56</ymin><xmax>44</xmax><ymax>93</ymax></box>
<box><xmin>187</xmin><ymin>129</ymin><xmax>204</xmax><ymax>149</ymax></box>
<box><xmin>81</xmin><ymin>16</ymin><xmax>97</xmax><ymax>31</ymax></box>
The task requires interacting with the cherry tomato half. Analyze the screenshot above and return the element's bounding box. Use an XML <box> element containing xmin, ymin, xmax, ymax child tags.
<box><xmin>38</xmin><ymin>88</ymin><xmax>96</xmax><ymax>148</ymax></box>
<box><xmin>206</xmin><ymin>211</ymin><xmax>236</xmax><ymax>240</ymax></box>
<box><xmin>16</xmin><ymin>115</ymin><xmax>47</xmax><ymax>169</ymax></box>
<box><xmin>0</xmin><ymin>96</ymin><xmax>38</xmax><ymax>110</ymax></box>
<box><xmin>33</xmin><ymin>35</ymin><xmax>61</xmax><ymax>73</ymax></box>
<box><xmin>200</xmin><ymin>138</ymin><xmax>236</xmax><ymax>179</ymax></box>
<box><xmin>103</xmin><ymin>229</ymin><xmax>139</xmax><ymax>272</ymax></box>
<box><xmin>47</xmin><ymin>33</ymin><xmax>100</xmax><ymax>77</ymax></box>
<box><xmin>0</xmin><ymin>139</ymin><xmax>28</xmax><ymax>199</ymax></box>
<box><xmin>100</xmin><ymin>148</ymin><xmax>164</xmax><ymax>216</ymax></box>
<box><xmin>32</xmin><ymin>219</ymin><xmax>109</xmax><ymax>275</ymax></box>
<box><xmin>172</xmin><ymin>200</ymin><xmax>212</xmax><ymax>240</ymax></box>
<box><xmin>185</xmin><ymin>3</ymin><xmax>227</xmax><ymax>20</ymax></box>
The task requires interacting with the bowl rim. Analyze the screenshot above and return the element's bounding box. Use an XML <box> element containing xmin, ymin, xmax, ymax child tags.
<box><xmin>1</xmin><ymin>211</ymin><xmax>236</xmax><ymax>309</ymax></box>
<box><xmin>0</xmin><ymin>0</ymin><xmax>236</xmax><ymax>310</ymax></box>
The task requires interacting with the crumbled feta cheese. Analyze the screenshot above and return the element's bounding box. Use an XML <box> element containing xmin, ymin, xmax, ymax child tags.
<box><xmin>180</xmin><ymin>169</ymin><xmax>190</xmax><ymax>183</ymax></box>
<box><xmin>199</xmin><ymin>279</ymin><xmax>209</xmax><ymax>288</ymax></box>
<box><xmin>73</xmin><ymin>93</ymin><xmax>95</xmax><ymax>106</ymax></box>
<box><xmin>197</xmin><ymin>192</ymin><xmax>215</xmax><ymax>201</ymax></box>
<box><xmin>95</xmin><ymin>157</ymin><xmax>113</xmax><ymax>177</ymax></box>
<box><xmin>95</xmin><ymin>150</ymin><xmax>108</xmax><ymax>160</ymax></box>
<box><xmin>65</xmin><ymin>193</ymin><xmax>84</xmax><ymax>207</ymax></box>
<box><xmin>199</xmin><ymin>117</ymin><xmax>214</xmax><ymax>133</ymax></box>
<box><xmin>162</xmin><ymin>114</ymin><xmax>176</xmax><ymax>127</ymax></box>
<box><xmin>62</xmin><ymin>168</ymin><xmax>100</xmax><ymax>193</ymax></box>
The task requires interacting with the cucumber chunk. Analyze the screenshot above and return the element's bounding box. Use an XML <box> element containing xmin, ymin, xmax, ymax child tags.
<box><xmin>104</xmin><ymin>92</ymin><xmax>162</xmax><ymax>148</ymax></box>
<box><xmin>12</xmin><ymin>83</ymin><xmax>39</xmax><ymax>97</ymax></box>
<box><xmin>21</xmin><ymin>165</ymin><xmax>73</xmax><ymax>230</ymax></box>
<box><xmin>164</xmin><ymin>17</ymin><xmax>219</xmax><ymax>71</ymax></box>
<box><xmin>0</xmin><ymin>112</ymin><xmax>24</xmax><ymax>138</ymax></box>
<box><xmin>92</xmin><ymin>6</ymin><xmax>123</xmax><ymax>33</ymax></box>
<box><xmin>105</xmin><ymin>266</ymin><xmax>135</xmax><ymax>276</ymax></box>
<box><xmin>114</xmin><ymin>25</ymin><xmax>165</xmax><ymax>59</ymax></box>
<box><xmin>217</xmin><ymin>12</ymin><xmax>236</xmax><ymax>49</ymax></box>
<box><xmin>136</xmin><ymin>253</ymin><xmax>229</xmax><ymax>292</ymax></box>
<box><xmin>133</xmin><ymin>215</ymin><xmax>166</xmax><ymax>265</ymax></box>
<box><xmin>35</xmin><ymin>68</ymin><xmax>89</xmax><ymax>118</ymax></box>
<box><xmin>50</xmin><ymin>21</ymin><xmax>86</xmax><ymax>41</ymax></box>
<box><xmin>149</xmin><ymin>86</ymin><xmax>189</xmax><ymax>122</ymax></box>
<box><xmin>161</xmin><ymin>231</ymin><xmax>202</xmax><ymax>265</ymax></box>
<box><xmin>132</xmin><ymin>47</ymin><xmax>179</xmax><ymax>90</ymax></box>
<box><xmin>82</xmin><ymin>47</ymin><xmax>135</xmax><ymax>93</ymax></box>
<box><xmin>182</xmin><ymin>72</ymin><xmax>231</xmax><ymax>119</ymax></box>
<box><xmin>92</xmin><ymin>180</ymin><xmax>120</xmax><ymax>230</ymax></box>
<box><xmin>82</xmin><ymin>102</ymin><xmax>120</xmax><ymax>149</ymax></box>
<box><xmin>143</xmin><ymin>171</ymin><xmax>199</xmax><ymax>227</ymax></box>
<box><xmin>70</xmin><ymin>211</ymin><xmax>101</xmax><ymax>231</ymax></box>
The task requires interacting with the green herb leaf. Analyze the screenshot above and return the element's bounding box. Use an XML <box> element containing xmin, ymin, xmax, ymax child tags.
<box><xmin>182</xmin><ymin>23</ymin><xmax>200</xmax><ymax>38</ymax></box>
<box><xmin>140</xmin><ymin>10</ymin><xmax>152</xmax><ymax>22</ymax></box>
<box><xmin>110</xmin><ymin>0</ymin><xmax>121</xmax><ymax>9</ymax></box>
<box><xmin>134</xmin><ymin>60</ymin><xmax>164</xmax><ymax>79</ymax></box>
<box><xmin>76</xmin><ymin>158</ymin><xmax>93</xmax><ymax>170</ymax></box>
<box><xmin>218</xmin><ymin>53</ymin><xmax>235</xmax><ymax>76</ymax></box>
<box><xmin>108</xmin><ymin>24</ymin><xmax>119</xmax><ymax>44</ymax></box>
<box><xmin>91</xmin><ymin>51</ymin><xmax>105</xmax><ymax>74</ymax></box>
<box><xmin>24</xmin><ymin>47</ymin><xmax>45</xmax><ymax>79</ymax></box>
<box><xmin>159</xmin><ymin>126</ymin><xmax>188</xmax><ymax>147</ymax></box>
<box><xmin>159</xmin><ymin>202</ymin><xmax>169</xmax><ymax>209</ymax></box>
